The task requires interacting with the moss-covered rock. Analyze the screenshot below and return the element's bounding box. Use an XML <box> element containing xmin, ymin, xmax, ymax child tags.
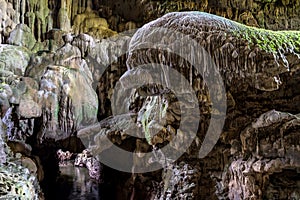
<box><xmin>72</xmin><ymin>11</ymin><xmax>117</xmax><ymax>39</ymax></box>
<box><xmin>124</xmin><ymin>11</ymin><xmax>300</xmax><ymax>199</ymax></box>
<box><xmin>128</xmin><ymin>11</ymin><xmax>300</xmax><ymax>93</ymax></box>
<box><xmin>234</xmin><ymin>21</ymin><xmax>300</xmax><ymax>54</ymax></box>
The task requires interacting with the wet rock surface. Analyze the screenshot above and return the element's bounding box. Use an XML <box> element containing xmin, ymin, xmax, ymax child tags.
<box><xmin>0</xmin><ymin>120</ymin><xmax>44</xmax><ymax>199</ymax></box>
<box><xmin>55</xmin><ymin>160</ymin><xmax>100</xmax><ymax>200</ymax></box>
<box><xmin>0</xmin><ymin>1</ymin><xmax>299</xmax><ymax>200</ymax></box>
<box><xmin>122</xmin><ymin>12</ymin><xmax>300</xmax><ymax>200</ymax></box>
<box><xmin>78</xmin><ymin>11</ymin><xmax>300</xmax><ymax>199</ymax></box>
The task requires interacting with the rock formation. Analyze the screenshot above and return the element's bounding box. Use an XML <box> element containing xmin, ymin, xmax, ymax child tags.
<box><xmin>0</xmin><ymin>1</ymin><xmax>299</xmax><ymax>200</ymax></box>
<box><xmin>78</xmin><ymin>11</ymin><xmax>300</xmax><ymax>199</ymax></box>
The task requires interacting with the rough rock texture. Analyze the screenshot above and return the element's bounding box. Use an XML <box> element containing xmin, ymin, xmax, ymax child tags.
<box><xmin>2</xmin><ymin>0</ymin><xmax>300</xmax><ymax>52</ymax></box>
<box><xmin>7</xmin><ymin>24</ymin><xmax>37</xmax><ymax>50</ymax></box>
<box><xmin>0</xmin><ymin>9</ymin><xmax>131</xmax><ymax>197</ymax></box>
<box><xmin>0</xmin><ymin>162</ymin><xmax>43</xmax><ymax>199</ymax></box>
<box><xmin>225</xmin><ymin>110</ymin><xmax>300</xmax><ymax>199</ymax></box>
<box><xmin>0</xmin><ymin>121</ymin><xmax>6</xmax><ymax>164</ymax></box>
<box><xmin>0</xmin><ymin>37</ymin><xmax>98</xmax><ymax>142</ymax></box>
<box><xmin>127</xmin><ymin>12</ymin><xmax>300</xmax><ymax>200</ymax></box>
<box><xmin>0</xmin><ymin>117</ymin><xmax>44</xmax><ymax>199</ymax></box>
<box><xmin>0</xmin><ymin>0</ymin><xmax>299</xmax><ymax>199</ymax></box>
<box><xmin>77</xmin><ymin>12</ymin><xmax>300</xmax><ymax>200</ymax></box>
<box><xmin>156</xmin><ymin>162</ymin><xmax>201</xmax><ymax>199</ymax></box>
<box><xmin>75</xmin><ymin>153</ymin><xmax>102</xmax><ymax>181</ymax></box>
<box><xmin>0</xmin><ymin>44</ymin><xmax>30</xmax><ymax>76</ymax></box>
<box><xmin>0</xmin><ymin>0</ymin><xmax>16</xmax><ymax>44</ymax></box>
<box><xmin>57</xmin><ymin>149</ymin><xmax>73</xmax><ymax>163</ymax></box>
<box><xmin>100</xmin><ymin>0</ymin><xmax>300</xmax><ymax>30</ymax></box>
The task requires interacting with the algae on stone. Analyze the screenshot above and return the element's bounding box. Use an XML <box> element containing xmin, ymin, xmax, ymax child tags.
<box><xmin>234</xmin><ymin>22</ymin><xmax>300</xmax><ymax>54</ymax></box>
<box><xmin>139</xmin><ymin>95</ymin><xmax>169</xmax><ymax>145</ymax></box>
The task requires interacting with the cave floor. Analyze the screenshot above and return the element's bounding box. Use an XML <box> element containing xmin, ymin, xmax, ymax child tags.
<box><xmin>54</xmin><ymin>161</ymin><xmax>100</xmax><ymax>200</ymax></box>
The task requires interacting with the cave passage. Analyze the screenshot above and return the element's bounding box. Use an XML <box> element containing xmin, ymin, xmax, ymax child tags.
<box><xmin>54</xmin><ymin>161</ymin><xmax>100</xmax><ymax>200</ymax></box>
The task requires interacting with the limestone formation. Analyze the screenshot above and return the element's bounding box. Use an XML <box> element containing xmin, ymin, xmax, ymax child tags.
<box><xmin>72</xmin><ymin>8</ymin><xmax>117</xmax><ymax>39</ymax></box>
<box><xmin>125</xmin><ymin>11</ymin><xmax>300</xmax><ymax>199</ymax></box>
<box><xmin>0</xmin><ymin>0</ymin><xmax>16</xmax><ymax>44</ymax></box>
<box><xmin>0</xmin><ymin>44</ymin><xmax>31</xmax><ymax>76</ymax></box>
<box><xmin>56</xmin><ymin>149</ymin><xmax>73</xmax><ymax>162</ymax></box>
<box><xmin>77</xmin><ymin>12</ymin><xmax>300</xmax><ymax>199</ymax></box>
<box><xmin>7</xmin><ymin>24</ymin><xmax>37</xmax><ymax>50</ymax></box>
<box><xmin>0</xmin><ymin>0</ymin><xmax>299</xmax><ymax>199</ymax></box>
<box><xmin>74</xmin><ymin>149</ymin><xmax>102</xmax><ymax>180</ymax></box>
<box><xmin>0</xmin><ymin>121</ymin><xmax>6</xmax><ymax>164</ymax></box>
<box><xmin>0</xmin><ymin>115</ymin><xmax>43</xmax><ymax>199</ymax></box>
<box><xmin>0</xmin><ymin>162</ymin><xmax>44</xmax><ymax>199</ymax></box>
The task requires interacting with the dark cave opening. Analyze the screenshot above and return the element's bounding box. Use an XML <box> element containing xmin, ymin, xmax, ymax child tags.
<box><xmin>265</xmin><ymin>169</ymin><xmax>300</xmax><ymax>200</ymax></box>
<box><xmin>26</xmin><ymin>133</ymin><xmax>153</xmax><ymax>200</ymax></box>
<box><xmin>27</xmin><ymin>135</ymin><xmax>88</xmax><ymax>199</ymax></box>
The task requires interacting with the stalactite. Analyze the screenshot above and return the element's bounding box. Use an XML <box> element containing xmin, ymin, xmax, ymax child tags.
<box><xmin>36</xmin><ymin>0</ymin><xmax>49</xmax><ymax>41</ymax></box>
<box><xmin>82</xmin><ymin>0</ymin><xmax>87</xmax><ymax>12</ymax></box>
<box><xmin>21</xmin><ymin>0</ymin><xmax>25</xmax><ymax>24</ymax></box>
<box><xmin>78</xmin><ymin>0</ymin><xmax>82</xmax><ymax>14</ymax></box>
<box><xmin>27</xmin><ymin>0</ymin><xmax>36</xmax><ymax>37</ymax></box>
<box><xmin>46</xmin><ymin>11</ymin><xmax>53</xmax><ymax>31</ymax></box>
<box><xmin>58</xmin><ymin>0</ymin><xmax>71</xmax><ymax>32</ymax></box>
<box><xmin>66</xmin><ymin>0</ymin><xmax>72</xmax><ymax>21</ymax></box>
<box><xmin>72</xmin><ymin>0</ymin><xmax>79</xmax><ymax>21</ymax></box>
<box><xmin>37</xmin><ymin>18</ymin><xmax>41</xmax><ymax>42</ymax></box>
<box><xmin>14</xmin><ymin>0</ymin><xmax>20</xmax><ymax>24</ymax></box>
<box><xmin>26</xmin><ymin>11</ymin><xmax>35</xmax><ymax>35</ymax></box>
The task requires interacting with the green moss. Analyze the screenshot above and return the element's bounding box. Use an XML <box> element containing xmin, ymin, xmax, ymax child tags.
<box><xmin>141</xmin><ymin>96</ymin><xmax>168</xmax><ymax>145</ymax></box>
<box><xmin>182</xmin><ymin>11</ymin><xmax>300</xmax><ymax>55</ymax></box>
<box><xmin>160</xmin><ymin>102</ymin><xmax>167</xmax><ymax>118</ymax></box>
<box><xmin>233</xmin><ymin>22</ymin><xmax>300</xmax><ymax>54</ymax></box>
<box><xmin>54</xmin><ymin>102</ymin><xmax>59</xmax><ymax>121</ymax></box>
<box><xmin>141</xmin><ymin>106</ymin><xmax>152</xmax><ymax>145</ymax></box>
<box><xmin>141</xmin><ymin>96</ymin><xmax>159</xmax><ymax>145</ymax></box>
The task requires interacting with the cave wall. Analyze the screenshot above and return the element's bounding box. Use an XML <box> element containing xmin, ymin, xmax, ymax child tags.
<box><xmin>107</xmin><ymin>12</ymin><xmax>300</xmax><ymax>199</ymax></box>
<box><xmin>0</xmin><ymin>0</ymin><xmax>299</xmax><ymax>200</ymax></box>
<box><xmin>100</xmin><ymin>0</ymin><xmax>300</xmax><ymax>30</ymax></box>
<box><xmin>2</xmin><ymin>0</ymin><xmax>300</xmax><ymax>46</ymax></box>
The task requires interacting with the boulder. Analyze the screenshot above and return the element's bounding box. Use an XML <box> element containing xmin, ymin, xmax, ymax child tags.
<box><xmin>7</xmin><ymin>24</ymin><xmax>36</xmax><ymax>50</ymax></box>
